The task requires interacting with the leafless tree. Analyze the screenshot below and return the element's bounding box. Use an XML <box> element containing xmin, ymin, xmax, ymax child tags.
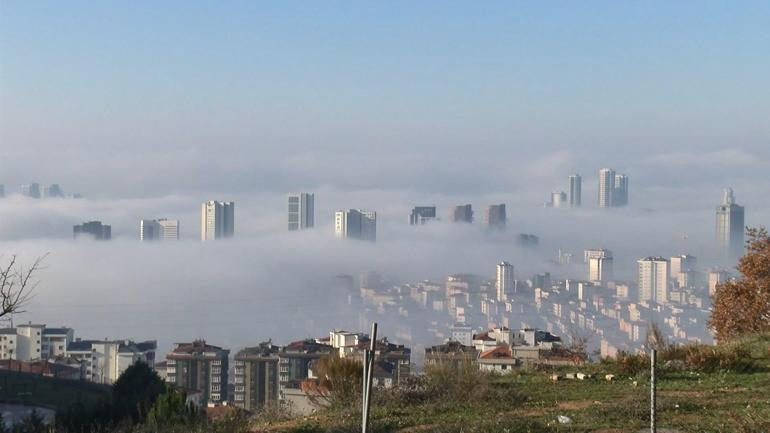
<box><xmin>0</xmin><ymin>254</ymin><xmax>47</xmax><ymax>319</ymax></box>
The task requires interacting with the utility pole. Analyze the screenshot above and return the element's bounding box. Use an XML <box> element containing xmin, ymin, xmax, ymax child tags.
<box><xmin>650</xmin><ymin>347</ymin><xmax>657</xmax><ymax>433</ymax></box>
<box><xmin>362</xmin><ymin>322</ymin><xmax>378</xmax><ymax>433</ymax></box>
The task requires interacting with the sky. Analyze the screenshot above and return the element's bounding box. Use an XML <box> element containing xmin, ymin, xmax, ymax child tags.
<box><xmin>0</xmin><ymin>1</ymin><xmax>769</xmax><ymax>352</ymax></box>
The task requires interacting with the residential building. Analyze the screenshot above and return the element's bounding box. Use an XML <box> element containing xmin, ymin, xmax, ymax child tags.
<box><xmin>233</xmin><ymin>341</ymin><xmax>280</xmax><ymax>411</ymax></box>
<box><xmin>73</xmin><ymin>221</ymin><xmax>111</xmax><ymax>240</ymax></box>
<box><xmin>200</xmin><ymin>201</ymin><xmax>235</xmax><ymax>241</ymax></box>
<box><xmin>483</xmin><ymin>204</ymin><xmax>506</xmax><ymax>229</ymax></box>
<box><xmin>21</xmin><ymin>183</ymin><xmax>41</xmax><ymax>199</ymax></box>
<box><xmin>670</xmin><ymin>255</ymin><xmax>697</xmax><ymax>278</ymax></box>
<box><xmin>613</xmin><ymin>174</ymin><xmax>629</xmax><ymax>206</ymax></box>
<box><xmin>66</xmin><ymin>339</ymin><xmax>156</xmax><ymax>384</ymax></box>
<box><xmin>140</xmin><ymin>219</ymin><xmax>180</xmax><ymax>241</ymax></box>
<box><xmin>449</xmin><ymin>204</ymin><xmax>473</xmax><ymax>223</ymax></box>
<box><xmin>424</xmin><ymin>341</ymin><xmax>477</xmax><ymax>368</ymax></box>
<box><xmin>598</xmin><ymin>168</ymin><xmax>615</xmax><ymax>208</ymax></box>
<box><xmin>716</xmin><ymin>188</ymin><xmax>745</xmax><ymax>263</ymax></box>
<box><xmin>496</xmin><ymin>262</ymin><xmax>514</xmax><ymax>302</ymax></box>
<box><xmin>708</xmin><ymin>269</ymin><xmax>731</xmax><ymax>297</ymax></box>
<box><xmin>449</xmin><ymin>324</ymin><xmax>474</xmax><ymax>346</ymax></box>
<box><xmin>568</xmin><ymin>174</ymin><xmax>582</xmax><ymax>207</ymax></box>
<box><xmin>638</xmin><ymin>257</ymin><xmax>669</xmax><ymax>303</ymax></box>
<box><xmin>334</xmin><ymin>209</ymin><xmax>376</xmax><ymax>241</ymax></box>
<box><xmin>0</xmin><ymin>324</ymin><xmax>74</xmax><ymax>361</ymax></box>
<box><xmin>409</xmin><ymin>206</ymin><xmax>437</xmax><ymax>225</ymax></box>
<box><xmin>288</xmin><ymin>193</ymin><xmax>314</xmax><ymax>231</ymax></box>
<box><xmin>278</xmin><ymin>339</ymin><xmax>333</xmax><ymax>397</ymax></box>
<box><xmin>165</xmin><ymin>340</ymin><xmax>229</xmax><ymax>405</ymax></box>
<box><xmin>586</xmin><ymin>249</ymin><xmax>613</xmax><ymax>283</ymax></box>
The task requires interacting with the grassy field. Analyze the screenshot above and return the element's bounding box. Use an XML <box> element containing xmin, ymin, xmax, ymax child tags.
<box><xmin>253</xmin><ymin>333</ymin><xmax>770</xmax><ymax>433</ymax></box>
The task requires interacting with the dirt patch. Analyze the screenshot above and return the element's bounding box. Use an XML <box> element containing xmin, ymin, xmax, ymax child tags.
<box><xmin>556</xmin><ymin>400</ymin><xmax>595</xmax><ymax>410</ymax></box>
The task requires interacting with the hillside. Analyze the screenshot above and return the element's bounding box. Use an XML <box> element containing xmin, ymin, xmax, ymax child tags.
<box><xmin>252</xmin><ymin>333</ymin><xmax>770</xmax><ymax>433</ymax></box>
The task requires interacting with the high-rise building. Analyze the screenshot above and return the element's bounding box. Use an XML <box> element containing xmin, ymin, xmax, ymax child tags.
<box><xmin>638</xmin><ymin>257</ymin><xmax>669</xmax><ymax>304</ymax></box>
<box><xmin>568</xmin><ymin>174</ymin><xmax>582</xmax><ymax>207</ymax></box>
<box><xmin>483</xmin><ymin>204</ymin><xmax>506</xmax><ymax>229</ymax></box>
<box><xmin>495</xmin><ymin>262</ymin><xmax>514</xmax><ymax>302</ymax></box>
<box><xmin>708</xmin><ymin>269</ymin><xmax>731</xmax><ymax>297</ymax></box>
<box><xmin>200</xmin><ymin>201</ymin><xmax>235</xmax><ymax>241</ymax></box>
<box><xmin>450</xmin><ymin>204</ymin><xmax>473</xmax><ymax>223</ymax></box>
<box><xmin>287</xmin><ymin>193</ymin><xmax>314</xmax><ymax>231</ymax></box>
<box><xmin>598</xmin><ymin>168</ymin><xmax>615</xmax><ymax>208</ymax></box>
<box><xmin>66</xmin><ymin>339</ymin><xmax>156</xmax><ymax>384</ymax></box>
<box><xmin>716</xmin><ymin>188</ymin><xmax>745</xmax><ymax>263</ymax></box>
<box><xmin>21</xmin><ymin>183</ymin><xmax>41</xmax><ymax>199</ymax></box>
<box><xmin>74</xmin><ymin>221</ymin><xmax>111</xmax><ymax>240</ymax></box>
<box><xmin>140</xmin><ymin>219</ymin><xmax>180</xmax><ymax>241</ymax></box>
<box><xmin>233</xmin><ymin>341</ymin><xmax>280</xmax><ymax>411</ymax></box>
<box><xmin>43</xmin><ymin>184</ymin><xmax>64</xmax><ymax>198</ymax></box>
<box><xmin>549</xmin><ymin>192</ymin><xmax>567</xmax><ymax>208</ymax></box>
<box><xmin>409</xmin><ymin>206</ymin><xmax>437</xmax><ymax>225</ymax></box>
<box><xmin>613</xmin><ymin>174</ymin><xmax>629</xmax><ymax>207</ymax></box>
<box><xmin>589</xmin><ymin>256</ymin><xmax>614</xmax><ymax>283</ymax></box>
<box><xmin>165</xmin><ymin>340</ymin><xmax>229</xmax><ymax>405</ymax></box>
<box><xmin>670</xmin><ymin>254</ymin><xmax>697</xmax><ymax>278</ymax></box>
<box><xmin>334</xmin><ymin>209</ymin><xmax>376</xmax><ymax>241</ymax></box>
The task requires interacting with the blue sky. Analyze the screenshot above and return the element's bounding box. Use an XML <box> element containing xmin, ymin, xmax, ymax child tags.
<box><xmin>1</xmin><ymin>1</ymin><xmax>769</xmax><ymax>198</ymax></box>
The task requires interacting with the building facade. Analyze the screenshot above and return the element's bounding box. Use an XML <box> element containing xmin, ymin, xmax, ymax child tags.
<box><xmin>409</xmin><ymin>206</ymin><xmax>437</xmax><ymax>225</ymax></box>
<box><xmin>334</xmin><ymin>209</ymin><xmax>376</xmax><ymax>241</ymax></box>
<box><xmin>200</xmin><ymin>201</ymin><xmax>235</xmax><ymax>241</ymax></box>
<box><xmin>233</xmin><ymin>342</ymin><xmax>280</xmax><ymax>411</ymax></box>
<box><xmin>483</xmin><ymin>204</ymin><xmax>506</xmax><ymax>229</ymax></box>
<box><xmin>449</xmin><ymin>204</ymin><xmax>473</xmax><ymax>223</ymax></box>
<box><xmin>140</xmin><ymin>219</ymin><xmax>180</xmax><ymax>241</ymax></box>
<box><xmin>568</xmin><ymin>174</ymin><xmax>582</xmax><ymax>207</ymax></box>
<box><xmin>496</xmin><ymin>262</ymin><xmax>514</xmax><ymax>302</ymax></box>
<box><xmin>288</xmin><ymin>193</ymin><xmax>314</xmax><ymax>231</ymax></box>
<box><xmin>73</xmin><ymin>221</ymin><xmax>111</xmax><ymax>240</ymax></box>
<box><xmin>166</xmin><ymin>340</ymin><xmax>229</xmax><ymax>405</ymax></box>
<box><xmin>638</xmin><ymin>257</ymin><xmax>669</xmax><ymax>304</ymax></box>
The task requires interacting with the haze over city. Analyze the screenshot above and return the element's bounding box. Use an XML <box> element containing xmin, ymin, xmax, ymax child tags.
<box><xmin>0</xmin><ymin>4</ymin><xmax>769</xmax><ymax>428</ymax></box>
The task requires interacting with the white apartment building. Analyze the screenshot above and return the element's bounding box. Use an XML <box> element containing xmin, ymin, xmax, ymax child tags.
<box><xmin>0</xmin><ymin>324</ymin><xmax>74</xmax><ymax>361</ymax></box>
<box><xmin>334</xmin><ymin>209</ymin><xmax>376</xmax><ymax>241</ymax></box>
<box><xmin>140</xmin><ymin>218</ymin><xmax>180</xmax><ymax>241</ymax></box>
<box><xmin>638</xmin><ymin>257</ymin><xmax>669</xmax><ymax>304</ymax></box>
<box><xmin>495</xmin><ymin>262</ymin><xmax>514</xmax><ymax>302</ymax></box>
<box><xmin>66</xmin><ymin>339</ymin><xmax>157</xmax><ymax>384</ymax></box>
<box><xmin>200</xmin><ymin>201</ymin><xmax>235</xmax><ymax>241</ymax></box>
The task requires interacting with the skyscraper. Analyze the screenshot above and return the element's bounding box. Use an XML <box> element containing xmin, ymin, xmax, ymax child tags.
<box><xmin>74</xmin><ymin>221</ymin><xmax>111</xmax><ymax>240</ymax></box>
<box><xmin>334</xmin><ymin>209</ymin><xmax>376</xmax><ymax>241</ymax></box>
<box><xmin>140</xmin><ymin>219</ymin><xmax>180</xmax><ymax>241</ymax></box>
<box><xmin>200</xmin><ymin>201</ymin><xmax>235</xmax><ymax>241</ymax></box>
<box><xmin>549</xmin><ymin>191</ymin><xmax>567</xmax><ymax>208</ymax></box>
<box><xmin>496</xmin><ymin>262</ymin><xmax>514</xmax><ymax>302</ymax></box>
<box><xmin>21</xmin><ymin>183</ymin><xmax>41</xmax><ymax>199</ymax></box>
<box><xmin>409</xmin><ymin>206</ymin><xmax>437</xmax><ymax>225</ymax></box>
<box><xmin>568</xmin><ymin>174</ymin><xmax>582</xmax><ymax>207</ymax></box>
<box><xmin>598</xmin><ymin>168</ymin><xmax>615</xmax><ymax>208</ymax></box>
<box><xmin>716</xmin><ymin>188</ymin><xmax>745</xmax><ymax>263</ymax></box>
<box><xmin>613</xmin><ymin>174</ymin><xmax>629</xmax><ymax>206</ymax></box>
<box><xmin>450</xmin><ymin>204</ymin><xmax>473</xmax><ymax>223</ymax></box>
<box><xmin>585</xmin><ymin>249</ymin><xmax>613</xmax><ymax>282</ymax></box>
<box><xmin>287</xmin><ymin>193</ymin><xmax>314</xmax><ymax>231</ymax></box>
<box><xmin>637</xmin><ymin>257</ymin><xmax>669</xmax><ymax>304</ymax></box>
<box><xmin>483</xmin><ymin>204</ymin><xmax>506</xmax><ymax>229</ymax></box>
<box><xmin>43</xmin><ymin>184</ymin><xmax>64</xmax><ymax>198</ymax></box>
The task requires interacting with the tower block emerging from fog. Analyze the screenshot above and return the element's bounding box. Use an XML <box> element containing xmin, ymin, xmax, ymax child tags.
<box><xmin>569</xmin><ymin>174</ymin><xmax>581</xmax><ymax>207</ymax></box>
<box><xmin>585</xmin><ymin>249</ymin><xmax>613</xmax><ymax>283</ymax></box>
<box><xmin>141</xmin><ymin>219</ymin><xmax>180</xmax><ymax>241</ymax></box>
<box><xmin>335</xmin><ymin>209</ymin><xmax>376</xmax><ymax>241</ymax></box>
<box><xmin>409</xmin><ymin>206</ymin><xmax>437</xmax><ymax>225</ymax></box>
<box><xmin>288</xmin><ymin>193</ymin><xmax>314</xmax><ymax>231</ymax></box>
<box><xmin>716</xmin><ymin>188</ymin><xmax>745</xmax><ymax>263</ymax></box>
<box><xmin>496</xmin><ymin>261</ymin><xmax>514</xmax><ymax>301</ymax></box>
<box><xmin>450</xmin><ymin>204</ymin><xmax>473</xmax><ymax>223</ymax></box>
<box><xmin>201</xmin><ymin>201</ymin><xmax>235</xmax><ymax>241</ymax></box>
<box><xmin>598</xmin><ymin>168</ymin><xmax>629</xmax><ymax>208</ymax></box>
<box><xmin>483</xmin><ymin>204</ymin><xmax>506</xmax><ymax>229</ymax></box>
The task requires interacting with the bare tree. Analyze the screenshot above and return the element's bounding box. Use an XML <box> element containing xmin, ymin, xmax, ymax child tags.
<box><xmin>0</xmin><ymin>254</ymin><xmax>47</xmax><ymax>319</ymax></box>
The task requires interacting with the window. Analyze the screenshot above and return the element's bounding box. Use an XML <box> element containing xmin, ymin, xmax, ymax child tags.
<box><xmin>211</xmin><ymin>384</ymin><xmax>221</xmax><ymax>392</ymax></box>
<box><xmin>211</xmin><ymin>376</ymin><xmax>220</xmax><ymax>383</ymax></box>
<box><xmin>234</xmin><ymin>394</ymin><xmax>244</xmax><ymax>401</ymax></box>
<box><xmin>210</xmin><ymin>394</ymin><xmax>221</xmax><ymax>401</ymax></box>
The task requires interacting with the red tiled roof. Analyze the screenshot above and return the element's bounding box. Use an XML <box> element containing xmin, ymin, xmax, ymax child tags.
<box><xmin>479</xmin><ymin>346</ymin><xmax>512</xmax><ymax>360</ymax></box>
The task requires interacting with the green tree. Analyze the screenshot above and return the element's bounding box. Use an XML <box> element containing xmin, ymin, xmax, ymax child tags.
<box><xmin>147</xmin><ymin>387</ymin><xmax>200</xmax><ymax>426</ymax></box>
<box><xmin>709</xmin><ymin>227</ymin><xmax>770</xmax><ymax>341</ymax></box>
<box><xmin>112</xmin><ymin>361</ymin><xmax>166</xmax><ymax>424</ymax></box>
